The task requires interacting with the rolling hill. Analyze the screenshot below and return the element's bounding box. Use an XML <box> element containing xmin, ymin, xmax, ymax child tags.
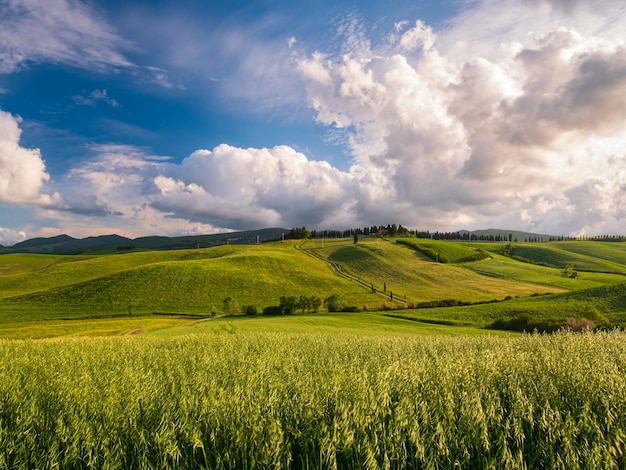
<box><xmin>1</xmin><ymin>235</ymin><xmax>626</xmax><ymax>338</ymax></box>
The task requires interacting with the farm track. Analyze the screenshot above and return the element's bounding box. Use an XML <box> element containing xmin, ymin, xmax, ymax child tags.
<box><xmin>295</xmin><ymin>241</ymin><xmax>408</xmax><ymax>305</ymax></box>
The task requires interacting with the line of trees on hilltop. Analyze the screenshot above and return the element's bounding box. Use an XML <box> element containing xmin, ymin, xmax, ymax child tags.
<box><xmin>310</xmin><ymin>224</ymin><xmax>412</xmax><ymax>238</ymax></box>
<box><xmin>279</xmin><ymin>226</ymin><xmax>626</xmax><ymax>243</ymax></box>
<box><xmin>279</xmin><ymin>224</ymin><xmax>412</xmax><ymax>240</ymax></box>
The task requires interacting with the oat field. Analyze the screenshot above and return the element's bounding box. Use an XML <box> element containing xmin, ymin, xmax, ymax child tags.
<box><xmin>1</xmin><ymin>330</ymin><xmax>625</xmax><ymax>469</ymax></box>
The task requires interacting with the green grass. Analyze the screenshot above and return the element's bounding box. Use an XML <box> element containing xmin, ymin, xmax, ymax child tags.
<box><xmin>387</xmin><ymin>281</ymin><xmax>626</xmax><ymax>328</ymax></box>
<box><xmin>302</xmin><ymin>238</ymin><xmax>560</xmax><ymax>303</ymax></box>
<box><xmin>1</xmin><ymin>331</ymin><xmax>626</xmax><ymax>468</ymax></box>
<box><xmin>150</xmin><ymin>311</ymin><xmax>510</xmax><ymax>338</ymax></box>
<box><xmin>507</xmin><ymin>244</ymin><xmax>626</xmax><ymax>273</ymax></box>
<box><xmin>467</xmin><ymin>254</ymin><xmax>625</xmax><ymax>290</ymax></box>
<box><xmin>391</xmin><ymin>237</ymin><xmax>486</xmax><ymax>263</ymax></box>
<box><xmin>552</xmin><ymin>241</ymin><xmax>626</xmax><ymax>267</ymax></box>
<box><xmin>0</xmin><ymin>315</ymin><xmax>187</xmax><ymax>340</ymax></box>
<box><xmin>0</xmin><ymin>246</ymin><xmax>248</xmax><ymax>298</ymax></box>
<box><xmin>2</xmin><ymin>238</ymin><xmax>626</xmax><ymax>339</ymax></box>
<box><xmin>0</xmin><ymin>243</ymin><xmax>387</xmax><ymax>335</ymax></box>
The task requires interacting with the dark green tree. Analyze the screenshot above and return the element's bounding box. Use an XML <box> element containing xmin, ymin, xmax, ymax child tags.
<box><xmin>222</xmin><ymin>297</ymin><xmax>239</xmax><ymax>315</ymax></box>
<box><xmin>324</xmin><ymin>294</ymin><xmax>347</xmax><ymax>312</ymax></box>
<box><xmin>279</xmin><ymin>296</ymin><xmax>298</xmax><ymax>315</ymax></box>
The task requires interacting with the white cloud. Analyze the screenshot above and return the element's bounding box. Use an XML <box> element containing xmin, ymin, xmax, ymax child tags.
<box><xmin>0</xmin><ymin>110</ymin><xmax>52</xmax><ymax>205</ymax></box>
<box><xmin>72</xmin><ymin>89</ymin><xmax>120</xmax><ymax>108</ymax></box>
<box><xmin>38</xmin><ymin>143</ymin><xmax>357</xmax><ymax>235</ymax></box>
<box><xmin>4</xmin><ymin>0</ymin><xmax>626</xmax><ymax>238</ymax></box>
<box><xmin>294</xmin><ymin>0</ymin><xmax>626</xmax><ymax>235</ymax></box>
<box><xmin>0</xmin><ymin>0</ymin><xmax>133</xmax><ymax>74</ymax></box>
<box><xmin>0</xmin><ymin>0</ymin><xmax>174</xmax><ymax>86</ymax></box>
<box><xmin>152</xmin><ymin>144</ymin><xmax>355</xmax><ymax>230</ymax></box>
<box><xmin>0</xmin><ymin>227</ymin><xmax>27</xmax><ymax>246</ymax></box>
<box><xmin>398</xmin><ymin>20</ymin><xmax>436</xmax><ymax>52</ymax></box>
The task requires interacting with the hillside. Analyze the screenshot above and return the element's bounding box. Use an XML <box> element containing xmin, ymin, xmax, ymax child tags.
<box><xmin>1</xmin><ymin>236</ymin><xmax>626</xmax><ymax>338</ymax></box>
<box><xmin>0</xmin><ymin>242</ymin><xmax>383</xmax><ymax>324</ymax></box>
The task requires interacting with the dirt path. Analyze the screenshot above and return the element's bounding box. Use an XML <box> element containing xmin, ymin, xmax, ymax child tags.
<box><xmin>124</xmin><ymin>328</ymin><xmax>144</xmax><ymax>335</ymax></box>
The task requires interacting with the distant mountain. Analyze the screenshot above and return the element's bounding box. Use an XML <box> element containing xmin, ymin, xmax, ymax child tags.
<box><xmin>6</xmin><ymin>234</ymin><xmax>132</xmax><ymax>254</ymax></box>
<box><xmin>0</xmin><ymin>228</ymin><xmax>288</xmax><ymax>254</ymax></box>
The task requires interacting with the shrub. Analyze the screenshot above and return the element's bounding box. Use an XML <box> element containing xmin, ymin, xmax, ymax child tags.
<box><xmin>324</xmin><ymin>294</ymin><xmax>347</xmax><ymax>312</ymax></box>
<box><xmin>262</xmin><ymin>305</ymin><xmax>283</xmax><ymax>316</ymax></box>
<box><xmin>244</xmin><ymin>305</ymin><xmax>258</xmax><ymax>316</ymax></box>
<box><xmin>563</xmin><ymin>317</ymin><xmax>596</xmax><ymax>332</ymax></box>
<box><xmin>222</xmin><ymin>297</ymin><xmax>239</xmax><ymax>315</ymax></box>
<box><xmin>279</xmin><ymin>296</ymin><xmax>298</xmax><ymax>315</ymax></box>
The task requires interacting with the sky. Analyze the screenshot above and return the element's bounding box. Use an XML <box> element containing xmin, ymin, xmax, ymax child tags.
<box><xmin>0</xmin><ymin>0</ymin><xmax>625</xmax><ymax>245</ymax></box>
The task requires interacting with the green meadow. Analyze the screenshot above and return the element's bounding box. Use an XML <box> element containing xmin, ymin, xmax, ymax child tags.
<box><xmin>1</xmin><ymin>237</ymin><xmax>626</xmax><ymax>337</ymax></box>
<box><xmin>2</xmin><ymin>236</ymin><xmax>626</xmax><ymax>467</ymax></box>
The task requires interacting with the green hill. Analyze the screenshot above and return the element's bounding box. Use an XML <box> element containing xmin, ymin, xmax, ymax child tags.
<box><xmin>2</xmin><ymin>236</ymin><xmax>626</xmax><ymax>339</ymax></box>
<box><xmin>387</xmin><ymin>281</ymin><xmax>626</xmax><ymax>330</ymax></box>
<box><xmin>0</xmin><ymin>243</ymin><xmax>383</xmax><ymax>322</ymax></box>
<box><xmin>301</xmin><ymin>238</ymin><xmax>560</xmax><ymax>303</ymax></box>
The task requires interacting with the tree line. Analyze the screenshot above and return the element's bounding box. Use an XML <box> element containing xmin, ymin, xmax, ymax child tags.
<box><xmin>219</xmin><ymin>294</ymin><xmax>360</xmax><ymax>316</ymax></box>
<box><xmin>279</xmin><ymin>225</ymin><xmax>626</xmax><ymax>243</ymax></box>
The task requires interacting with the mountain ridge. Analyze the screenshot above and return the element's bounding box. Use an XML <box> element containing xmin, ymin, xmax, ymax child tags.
<box><xmin>0</xmin><ymin>228</ymin><xmax>288</xmax><ymax>254</ymax></box>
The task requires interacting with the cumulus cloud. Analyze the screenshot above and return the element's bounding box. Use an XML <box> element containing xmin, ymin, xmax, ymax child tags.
<box><xmin>0</xmin><ymin>227</ymin><xmax>27</xmax><ymax>246</ymax></box>
<box><xmin>152</xmin><ymin>144</ymin><xmax>355</xmax><ymax>230</ymax></box>
<box><xmin>5</xmin><ymin>0</ymin><xmax>626</xmax><ymax>238</ymax></box>
<box><xmin>295</xmin><ymin>0</ymin><xmax>626</xmax><ymax>234</ymax></box>
<box><xmin>41</xmin><ymin>142</ymin><xmax>357</xmax><ymax>234</ymax></box>
<box><xmin>0</xmin><ymin>110</ymin><xmax>52</xmax><ymax>205</ymax></box>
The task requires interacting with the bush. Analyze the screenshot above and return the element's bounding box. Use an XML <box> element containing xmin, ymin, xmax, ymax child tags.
<box><xmin>563</xmin><ymin>317</ymin><xmax>596</xmax><ymax>332</ymax></box>
<box><xmin>279</xmin><ymin>296</ymin><xmax>298</xmax><ymax>315</ymax></box>
<box><xmin>324</xmin><ymin>294</ymin><xmax>347</xmax><ymax>312</ymax></box>
<box><xmin>488</xmin><ymin>314</ymin><xmax>564</xmax><ymax>333</ymax></box>
<box><xmin>244</xmin><ymin>305</ymin><xmax>258</xmax><ymax>316</ymax></box>
<box><xmin>262</xmin><ymin>305</ymin><xmax>283</xmax><ymax>316</ymax></box>
<box><xmin>488</xmin><ymin>307</ymin><xmax>610</xmax><ymax>333</ymax></box>
<box><xmin>222</xmin><ymin>297</ymin><xmax>239</xmax><ymax>315</ymax></box>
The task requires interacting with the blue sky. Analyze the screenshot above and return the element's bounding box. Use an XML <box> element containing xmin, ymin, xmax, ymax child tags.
<box><xmin>0</xmin><ymin>0</ymin><xmax>625</xmax><ymax>244</ymax></box>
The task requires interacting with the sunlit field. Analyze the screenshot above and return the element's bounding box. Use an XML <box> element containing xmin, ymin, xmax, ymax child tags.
<box><xmin>1</xmin><ymin>331</ymin><xmax>625</xmax><ymax>468</ymax></box>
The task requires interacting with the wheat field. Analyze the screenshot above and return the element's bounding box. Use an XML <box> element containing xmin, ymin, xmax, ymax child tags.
<box><xmin>1</xmin><ymin>330</ymin><xmax>625</xmax><ymax>468</ymax></box>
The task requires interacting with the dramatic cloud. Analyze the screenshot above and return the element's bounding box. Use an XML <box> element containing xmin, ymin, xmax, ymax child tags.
<box><xmin>45</xmin><ymin>143</ymin><xmax>356</xmax><ymax>234</ymax></box>
<box><xmin>3</xmin><ymin>0</ymin><xmax>626</xmax><ymax>239</ymax></box>
<box><xmin>152</xmin><ymin>144</ymin><xmax>355</xmax><ymax>230</ymax></box>
<box><xmin>296</xmin><ymin>0</ymin><xmax>626</xmax><ymax>234</ymax></box>
<box><xmin>0</xmin><ymin>110</ymin><xmax>52</xmax><ymax>205</ymax></box>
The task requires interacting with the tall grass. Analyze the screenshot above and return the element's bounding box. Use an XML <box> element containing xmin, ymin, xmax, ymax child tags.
<box><xmin>1</xmin><ymin>331</ymin><xmax>625</xmax><ymax>468</ymax></box>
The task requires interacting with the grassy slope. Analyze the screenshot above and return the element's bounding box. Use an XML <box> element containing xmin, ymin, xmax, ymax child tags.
<box><xmin>0</xmin><ymin>242</ymin><xmax>384</xmax><ymax>329</ymax></box>
<box><xmin>467</xmin><ymin>255</ymin><xmax>625</xmax><ymax>290</ymax></box>
<box><xmin>0</xmin><ymin>247</ymin><xmax>247</xmax><ymax>298</ymax></box>
<box><xmin>301</xmin><ymin>238</ymin><xmax>560</xmax><ymax>302</ymax></box>
<box><xmin>388</xmin><ymin>281</ymin><xmax>626</xmax><ymax>327</ymax></box>
<box><xmin>2</xmin><ymin>238</ymin><xmax>626</xmax><ymax>338</ymax></box>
